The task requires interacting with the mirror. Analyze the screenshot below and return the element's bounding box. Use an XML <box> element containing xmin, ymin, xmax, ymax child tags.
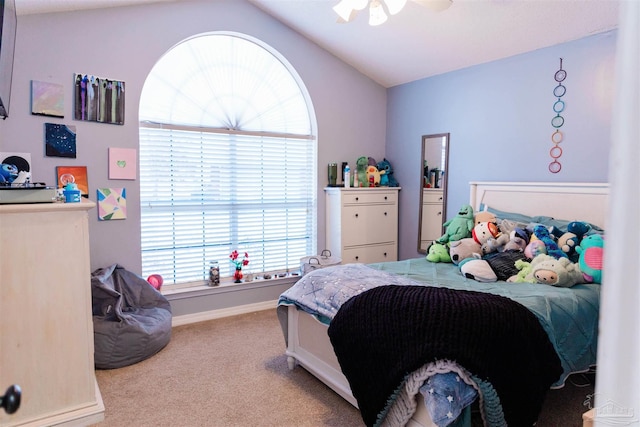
<box><xmin>418</xmin><ymin>133</ymin><xmax>450</xmax><ymax>253</ymax></box>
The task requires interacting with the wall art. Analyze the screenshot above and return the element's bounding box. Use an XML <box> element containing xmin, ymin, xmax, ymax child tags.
<box><xmin>108</xmin><ymin>147</ymin><xmax>137</xmax><ymax>180</ymax></box>
<box><xmin>56</xmin><ymin>165</ymin><xmax>88</xmax><ymax>195</ymax></box>
<box><xmin>549</xmin><ymin>58</ymin><xmax>566</xmax><ymax>174</ymax></box>
<box><xmin>45</xmin><ymin>123</ymin><xmax>77</xmax><ymax>158</ymax></box>
<box><xmin>0</xmin><ymin>152</ymin><xmax>31</xmax><ymax>175</ymax></box>
<box><xmin>30</xmin><ymin>80</ymin><xmax>64</xmax><ymax>117</ymax></box>
<box><xmin>74</xmin><ymin>74</ymin><xmax>125</xmax><ymax>125</ymax></box>
<box><xmin>97</xmin><ymin>187</ymin><xmax>127</xmax><ymax>220</ymax></box>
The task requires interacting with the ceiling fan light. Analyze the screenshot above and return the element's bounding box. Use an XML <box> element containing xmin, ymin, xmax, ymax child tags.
<box><xmin>382</xmin><ymin>0</ymin><xmax>407</xmax><ymax>15</ymax></box>
<box><xmin>350</xmin><ymin>0</ymin><xmax>370</xmax><ymax>11</ymax></box>
<box><xmin>415</xmin><ymin>0</ymin><xmax>453</xmax><ymax>12</ymax></box>
<box><xmin>333</xmin><ymin>0</ymin><xmax>356</xmax><ymax>22</ymax></box>
<box><xmin>369</xmin><ymin>0</ymin><xmax>388</xmax><ymax>26</ymax></box>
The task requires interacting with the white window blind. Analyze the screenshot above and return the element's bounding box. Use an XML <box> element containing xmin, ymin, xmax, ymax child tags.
<box><xmin>138</xmin><ymin>33</ymin><xmax>317</xmax><ymax>285</ymax></box>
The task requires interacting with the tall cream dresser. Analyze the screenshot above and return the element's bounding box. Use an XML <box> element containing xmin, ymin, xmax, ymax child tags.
<box><xmin>0</xmin><ymin>200</ymin><xmax>104</xmax><ymax>426</ymax></box>
<box><xmin>325</xmin><ymin>187</ymin><xmax>400</xmax><ymax>264</ymax></box>
<box><xmin>419</xmin><ymin>189</ymin><xmax>444</xmax><ymax>251</ymax></box>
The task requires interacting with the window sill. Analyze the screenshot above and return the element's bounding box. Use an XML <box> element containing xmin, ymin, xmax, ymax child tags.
<box><xmin>161</xmin><ymin>273</ymin><xmax>300</xmax><ymax>300</ymax></box>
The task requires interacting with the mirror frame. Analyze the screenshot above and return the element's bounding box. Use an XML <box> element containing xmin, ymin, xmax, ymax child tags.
<box><xmin>417</xmin><ymin>133</ymin><xmax>450</xmax><ymax>254</ymax></box>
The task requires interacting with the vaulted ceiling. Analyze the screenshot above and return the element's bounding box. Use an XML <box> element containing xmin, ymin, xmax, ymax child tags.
<box><xmin>14</xmin><ymin>0</ymin><xmax>620</xmax><ymax>88</ymax></box>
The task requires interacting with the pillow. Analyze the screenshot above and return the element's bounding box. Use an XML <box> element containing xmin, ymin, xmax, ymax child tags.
<box><xmin>478</xmin><ymin>204</ymin><xmax>534</xmax><ymax>226</ymax></box>
<box><xmin>531</xmin><ymin>216</ymin><xmax>605</xmax><ymax>234</ymax></box>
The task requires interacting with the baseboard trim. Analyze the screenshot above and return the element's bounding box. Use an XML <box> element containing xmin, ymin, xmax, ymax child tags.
<box><xmin>171</xmin><ymin>300</ymin><xmax>278</xmax><ymax>327</ymax></box>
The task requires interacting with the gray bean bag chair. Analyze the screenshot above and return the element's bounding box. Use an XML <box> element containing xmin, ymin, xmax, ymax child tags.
<box><xmin>91</xmin><ymin>264</ymin><xmax>172</xmax><ymax>369</ymax></box>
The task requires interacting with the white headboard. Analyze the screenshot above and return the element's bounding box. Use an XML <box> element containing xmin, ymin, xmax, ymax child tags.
<box><xmin>470</xmin><ymin>181</ymin><xmax>609</xmax><ymax>229</ymax></box>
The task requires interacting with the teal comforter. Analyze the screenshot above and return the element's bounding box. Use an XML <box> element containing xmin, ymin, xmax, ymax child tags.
<box><xmin>279</xmin><ymin>257</ymin><xmax>600</xmax><ymax>387</ymax></box>
<box><xmin>368</xmin><ymin>257</ymin><xmax>600</xmax><ymax>387</ymax></box>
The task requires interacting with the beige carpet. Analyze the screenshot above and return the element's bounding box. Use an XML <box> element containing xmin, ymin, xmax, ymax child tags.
<box><xmin>93</xmin><ymin>309</ymin><xmax>594</xmax><ymax>427</ymax></box>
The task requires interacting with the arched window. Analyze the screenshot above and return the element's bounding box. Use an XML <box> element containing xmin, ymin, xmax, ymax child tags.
<box><xmin>139</xmin><ymin>32</ymin><xmax>317</xmax><ymax>285</ymax></box>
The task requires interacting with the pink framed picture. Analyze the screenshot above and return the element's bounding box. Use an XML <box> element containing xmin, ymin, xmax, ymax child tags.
<box><xmin>108</xmin><ymin>147</ymin><xmax>136</xmax><ymax>180</ymax></box>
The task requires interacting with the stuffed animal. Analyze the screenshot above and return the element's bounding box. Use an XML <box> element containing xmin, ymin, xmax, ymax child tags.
<box><xmin>568</xmin><ymin>221</ymin><xmax>592</xmax><ymax>239</ymax></box>
<box><xmin>507</xmin><ymin>259</ymin><xmax>536</xmax><ymax>283</ymax></box>
<box><xmin>524</xmin><ymin>239</ymin><xmax>547</xmax><ymax>260</ymax></box>
<box><xmin>376</xmin><ymin>158</ymin><xmax>399</xmax><ymax>187</ymax></box>
<box><xmin>555</xmin><ymin>221</ymin><xmax>592</xmax><ymax>262</ymax></box>
<box><xmin>481</xmin><ymin>233</ymin><xmax>510</xmax><ymax>255</ymax></box>
<box><xmin>557</xmin><ymin>232</ymin><xmax>580</xmax><ymax>261</ymax></box>
<box><xmin>530</xmin><ymin>225</ymin><xmax>567</xmax><ymax>259</ymax></box>
<box><xmin>352</xmin><ymin>156</ymin><xmax>369</xmax><ymax>187</ymax></box>
<box><xmin>472</xmin><ymin>221</ymin><xmax>501</xmax><ymax>245</ymax></box>
<box><xmin>460</xmin><ymin>251</ymin><xmax>528</xmax><ymax>282</ymax></box>
<box><xmin>531</xmin><ymin>255</ymin><xmax>586</xmax><ymax>287</ymax></box>
<box><xmin>426</xmin><ymin>242</ymin><xmax>452</xmax><ymax>263</ymax></box>
<box><xmin>437</xmin><ymin>204</ymin><xmax>475</xmax><ymax>243</ymax></box>
<box><xmin>474</xmin><ymin>211</ymin><xmax>497</xmax><ymax>226</ymax></box>
<box><xmin>449</xmin><ymin>238</ymin><xmax>482</xmax><ymax>265</ymax></box>
<box><xmin>503</xmin><ymin>228</ymin><xmax>530</xmax><ymax>252</ymax></box>
<box><xmin>576</xmin><ymin>234</ymin><xmax>604</xmax><ymax>283</ymax></box>
<box><xmin>366</xmin><ymin>165</ymin><xmax>381</xmax><ymax>187</ymax></box>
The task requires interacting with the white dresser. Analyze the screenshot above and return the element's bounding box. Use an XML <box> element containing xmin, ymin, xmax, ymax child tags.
<box><xmin>0</xmin><ymin>200</ymin><xmax>104</xmax><ymax>427</ymax></box>
<box><xmin>419</xmin><ymin>189</ymin><xmax>444</xmax><ymax>251</ymax></box>
<box><xmin>325</xmin><ymin>187</ymin><xmax>400</xmax><ymax>264</ymax></box>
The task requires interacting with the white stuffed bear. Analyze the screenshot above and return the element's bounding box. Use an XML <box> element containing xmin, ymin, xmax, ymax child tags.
<box><xmin>472</xmin><ymin>221</ymin><xmax>501</xmax><ymax>245</ymax></box>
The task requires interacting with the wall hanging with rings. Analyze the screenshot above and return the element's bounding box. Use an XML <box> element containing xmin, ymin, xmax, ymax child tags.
<box><xmin>549</xmin><ymin>58</ymin><xmax>566</xmax><ymax>173</ymax></box>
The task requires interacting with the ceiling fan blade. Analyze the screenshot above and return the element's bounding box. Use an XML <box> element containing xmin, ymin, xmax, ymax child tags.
<box><xmin>413</xmin><ymin>0</ymin><xmax>453</xmax><ymax>12</ymax></box>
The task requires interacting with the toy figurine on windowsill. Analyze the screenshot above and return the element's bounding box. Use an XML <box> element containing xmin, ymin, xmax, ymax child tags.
<box><xmin>229</xmin><ymin>250</ymin><xmax>249</xmax><ymax>283</ymax></box>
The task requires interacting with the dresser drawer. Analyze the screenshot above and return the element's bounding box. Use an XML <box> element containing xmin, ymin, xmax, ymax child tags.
<box><xmin>342</xmin><ymin>190</ymin><xmax>397</xmax><ymax>205</ymax></box>
<box><xmin>341</xmin><ymin>205</ymin><xmax>397</xmax><ymax>246</ymax></box>
<box><xmin>342</xmin><ymin>243</ymin><xmax>397</xmax><ymax>264</ymax></box>
<box><xmin>423</xmin><ymin>190</ymin><xmax>444</xmax><ymax>204</ymax></box>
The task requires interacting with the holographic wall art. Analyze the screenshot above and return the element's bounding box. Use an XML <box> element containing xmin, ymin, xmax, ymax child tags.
<box><xmin>31</xmin><ymin>80</ymin><xmax>64</xmax><ymax>118</ymax></box>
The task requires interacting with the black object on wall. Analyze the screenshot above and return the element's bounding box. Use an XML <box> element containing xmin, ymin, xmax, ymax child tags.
<box><xmin>0</xmin><ymin>0</ymin><xmax>17</xmax><ymax>119</ymax></box>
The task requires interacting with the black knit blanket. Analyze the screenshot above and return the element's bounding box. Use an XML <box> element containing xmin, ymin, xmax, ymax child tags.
<box><xmin>327</xmin><ymin>285</ymin><xmax>562</xmax><ymax>427</ymax></box>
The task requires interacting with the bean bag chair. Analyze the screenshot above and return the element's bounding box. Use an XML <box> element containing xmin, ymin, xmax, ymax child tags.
<box><xmin>91</xmin><ymin>264</ymin><xmax>172</xmax><ymax>369</ymax></box>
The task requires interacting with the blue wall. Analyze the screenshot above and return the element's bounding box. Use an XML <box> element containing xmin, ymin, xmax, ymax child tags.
<box><xmin>387</xmin><ymin>31</ymin><xmax>617</xmax><ymax>260</ymax></box>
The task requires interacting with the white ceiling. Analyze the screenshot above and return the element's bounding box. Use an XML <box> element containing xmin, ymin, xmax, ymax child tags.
<box><xmin>14</xmin><ymin>0</ymin><xmax>620</xmax><ymax>88</ymax></box>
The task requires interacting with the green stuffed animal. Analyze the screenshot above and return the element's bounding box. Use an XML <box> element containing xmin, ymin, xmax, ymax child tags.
<box><xmin>437</xmin><ymin>204</ymin><xmax>475</xmax><ymax>243</ymax></box>
<box><xmin>351</xmin><ymin>156</ymin><xmax>369</xmax><ymax>187</ymax></box>
<box><xmin>507</xmin><ymin>258</ymin><xmax>536</xmax><ymax>283</ymax></box>
<box><xmin>426</xmin><ymin>241</ymin><xmax>452</xmax><ymax>263</ymax></box>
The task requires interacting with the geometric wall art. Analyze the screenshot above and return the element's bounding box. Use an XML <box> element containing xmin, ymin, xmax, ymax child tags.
<box><xmin>45</xmin><ymin>123</ymin><xmax>77</xmax><ymax>158</ymax></box>
<box><xmin>31</xmin><ymin>80</ymin><xmax>64</xmax><ymax>118</ymax></box>
<box><xmin>74</xmin><ymin>74</ymin><xmax>125</xmax><ymax>125</ymax></box>
<box><xmin>108</xmin><ymin>147</ymin><xmax>136</xmax><ymax>180</ymax></box>
<box><xmin>97</xmin><ymin>187</ymin><xmax>126</xmax><ymax>220</ymax></box>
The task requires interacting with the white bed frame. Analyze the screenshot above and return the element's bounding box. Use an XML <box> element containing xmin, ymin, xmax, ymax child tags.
<box><xmin>283</xmin><ymin>181</ymin><xmax>609</xmax><ymax>427</ymax></box>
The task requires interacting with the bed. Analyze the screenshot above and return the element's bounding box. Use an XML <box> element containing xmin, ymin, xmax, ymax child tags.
<box><xmin>276</xmin><ymin>181</ymin><xmax>609</xmax><ymax>427</ymax></box>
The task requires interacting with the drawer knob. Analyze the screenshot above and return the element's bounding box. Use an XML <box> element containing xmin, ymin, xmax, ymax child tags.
<box><xmin>383</xmin><ymin>252</ymin><xmax>387</xmax><ymax>257</ymax></box>
<box><xmin>438</xmin><ymin>211</ymin><xmax>442</xmax><ymax>216</ymax></box>
<box><xmin>355</xmin><ymin>256</ymin><xmax>359</xmax><ymax>261</ymax></box>
<box><xmin>384</xmin><ymin>212</ymin><xmax>387</xmax><ymax>216</ymax></box>
<box><xmin>355</xmin><ymin>213</ymin><xmax>359</xmax><ymax>218</ymax></box>
<box><xmin>439</xmin><ymin>197</ymin><xmax>443</xmax><ymax>201</ymax></box>
<box><xmin>384</xmin><ymin>196</ymin><xmax>388</xmax><ymax>200</ymax></box>
<box><xmin>355</xmin><ymin>197</ymin><xmax>359</xmax><ymax>201</ymax></box>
